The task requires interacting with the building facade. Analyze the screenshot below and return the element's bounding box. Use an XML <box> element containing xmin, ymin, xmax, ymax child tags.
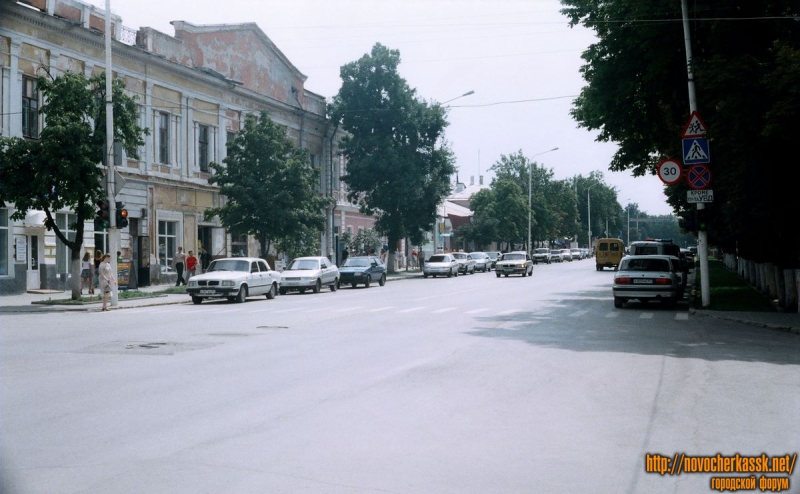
<box><xmin>0</xmin><ymin>0</ymin><xmax>373</xmax><ymax>295</ymax></box>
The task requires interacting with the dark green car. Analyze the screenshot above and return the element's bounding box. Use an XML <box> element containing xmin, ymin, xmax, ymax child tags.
<box><xmin>338</xmin><ymin>256</ymin><xmax>387</xmax><ymax>288</ymax></box>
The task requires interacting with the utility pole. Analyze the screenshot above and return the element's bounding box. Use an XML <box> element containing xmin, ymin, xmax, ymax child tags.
<box><xmin>105</xmin><ymin>0</ymin><xmax>118</xmax><ymax>306</ymax></box>
<box><xmin>681</xmin><ymin>0</ymin><xmax>710</xmax><ymax>307</ymax></box>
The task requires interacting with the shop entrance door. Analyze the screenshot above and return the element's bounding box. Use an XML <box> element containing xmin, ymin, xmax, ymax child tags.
<box><xmin>26</xmin><ymin>234</ymin><xmax>40</xmax><ymax>290</ymax></box>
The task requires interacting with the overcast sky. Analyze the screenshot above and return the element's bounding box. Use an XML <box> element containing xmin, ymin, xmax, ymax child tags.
<box><xmin>85</xmin><ymin>0</ymin><xmax>673</xmax><ymax>215</ymax></box>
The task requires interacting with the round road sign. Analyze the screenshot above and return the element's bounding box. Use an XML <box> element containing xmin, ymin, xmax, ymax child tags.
<box><xmin>686</xmin><ymin>164</ymin><xmax>712</xmax><ymax>190</ymax></box>
<box><xmin>657</xmin><ymin>159</ymin><xmax>683</xmax><ymax>185</ymax></box>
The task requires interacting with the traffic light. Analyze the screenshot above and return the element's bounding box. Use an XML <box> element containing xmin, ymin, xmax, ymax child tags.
<box><xmin>696</xmin><ymin>208</ymin><xmax>708</xmax><ymax>231</ymax></box>
<box><xmin>95</xmin><ymin>199</ymin><xmax>110</xmax><ymax>230</ymax></box>
<box><xmin>115</xmin><ymin>201</ymin><xmax>129</xmax><ymax>228</ymax></box>
<box><xmin>678</xmin><ymin>210</ymin><xmax>697</xmax><ymax>233</ymax></box>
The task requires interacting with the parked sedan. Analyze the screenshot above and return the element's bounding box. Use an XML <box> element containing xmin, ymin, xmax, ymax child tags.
<box><xmin>495</xmin><ymin>251</ymin><xmax>534</xmax><ymax>277</ymax></box>
<box><xmin>469</xmin><ymin>252</ymin><xmax>492</xmax><ymax>272</ymax></box>
<box><xmin>423</xmin><ymin>254</ymin><xmax>459</xmax><ymax>278</ymax></box>
<box><xmin>532</xmin><ymin>248</ymin><xmax>551</xmax><ymax>264</ymax></box>
<box><xmin>570</xmin><ymin>248</ymin><xmax>583</xmax><ymax>260</ymax></box>
<box><xmin>452</xmin><ymin>252</ymin><xmax>476</xmax><ymax>274</ymax></box>
<box><xmin>186</xmin><ymin>257</ymin><xmax>280</xmax><ymax>304</ymax></box>
<box><xmin>613</xmin><ymin>255</ymin><xmax>680</xmax><ymax>308</ymax></box>
<box><xmin>560</xmin><ymin>249</ymin><xmax>573</xmax><ymax>262</ymax></box>
<box><xmin>339</xmin><ymin>256</ymin><xmax>386</xmax><ymax>288</ymax></box>
<box><xmin>279</xmin><ymin>256</ymin><xmax>339</xmax><ymax>294</ymax></box>
<box><xmin>550</xmin><ymin>249</ymin><xmax>564</xmax><ymax>263</ymax></box>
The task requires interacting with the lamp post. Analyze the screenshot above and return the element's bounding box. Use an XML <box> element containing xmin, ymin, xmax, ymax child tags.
<box><xmin>625</xmin><ymin>199</ymin><xmax>631</xmax><ymax>246</ymax></box>
<box><xmin>441</xmin><ymin>90</ymin><xmax>475</xmax><ymax>105</ymax></box>
<box><xmin>528</xmin><ymin>147</ymin><xmax>558</xmax><ymax>254</ymax></box>
<box><xmin>587</xmin><ymin>182</ymin><xmax>600</xmax><ymax>249</ymax></box>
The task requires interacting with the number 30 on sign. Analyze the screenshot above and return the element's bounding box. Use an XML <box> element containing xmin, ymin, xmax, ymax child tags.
<box><xmin>657</xmin><ymin>158</ymin><xmax>683</xmax><ymax>185</ymax></box>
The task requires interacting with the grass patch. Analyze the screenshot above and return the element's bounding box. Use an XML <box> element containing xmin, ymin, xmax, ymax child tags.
<box><xmin>153</xmin><ymin>286</ymin><xmax>187</xmax><ymax>295</ymax></box>
<box><xmin>693</xmin><ymin>259</ymin><xmax>775</xmax><ymax>312</ymax></box>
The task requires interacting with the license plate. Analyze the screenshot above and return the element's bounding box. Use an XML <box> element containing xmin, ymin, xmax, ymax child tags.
<box><xmin>633</xmin><ymin>279</ymin><xmax>653</xmax><ymax>284</ymax></box>
<box><xmin>200</xmin><ymin>290</ymin><xmax>217</xmax><ymax>295</ymax></box>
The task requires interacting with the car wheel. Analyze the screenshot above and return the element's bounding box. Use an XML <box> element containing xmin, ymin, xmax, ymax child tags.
<box><xmin>227</xmin><ymin>297</ymin><xmax>236</xmax><ymax>303</ymax></box>
<box><xmin>236</xmin><ymin>285</ymin><xmax>247</xmax><ymax>303</ymax></box>
<box><xmin>191</xmin><ymin>296</ymin><xmax>202</xmax><ymax>305</ymax></box>
<box><xmin>496</xmin><ymin>272</ymin><xmax>501</xmax><ymax>278</ymax></box>
<box><xmin>528</xmin><ymin>268</ymin><xmax>533</xmax><ymax>276</ymax></box>
<box><xmin>330</xmin><ymin>278</ymin><xmax>338</xmax><ymax>291</ymax></box>
<box><xmin>614</xmin><ymin>297</ymin><xmax>624</xmax><ymax>308</ymax></box>
<box><xmin>423</xmin><ymin>274</ymin><xmax>428</xmax><ymax>279</ymax></box>
<box><xmin>266</xmin><ymin>283</ymin><xmax>276</xmax><ymax>299</ymax></box>
<box><xmin>378</xmin><ymin>274</ymin><xmax>386</xmax><ymax>286</ymax></box>
<box><xmin>351</xmin><ymin>282</ymin><xmax>358</xmax><ymax>288</ymax></box>
<box><xmin>279</xmin><ymin>287</ymin><xmax>287</xmax><ymax>296</ymax></box>
<box><xmin>299</xmin><ymin>288</ymin><xmax>306</xmax><ymax>294</ymax></box>
<box><xmin>504</xmin><ymin>274</ymin><xmax>508</xmax><ymax>277</ymax></box>
<box><xmin>596</xmin><ymin>265</ymin><xmax>602</xmax><ymax>271</ymax></box>
<box><xmin>454</xmin><ymin>269</ymin><xmax>458</xmax><ymax>277</ymax></box>
<box><xmin>312</xmin><ymin>279</ymin><xmax>321</xmax><ymax>294</ymax></box>
<box><xmin>365</xmin><ymin>275</ymin><xmax>371</xmax><ymax>288</ymax></box>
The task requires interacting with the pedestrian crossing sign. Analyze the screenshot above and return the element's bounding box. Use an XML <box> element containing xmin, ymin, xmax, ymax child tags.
<box><xmin>682</xmin><ymin>137</ymin><xmax>710</xmax><ymax>165</ymax></box>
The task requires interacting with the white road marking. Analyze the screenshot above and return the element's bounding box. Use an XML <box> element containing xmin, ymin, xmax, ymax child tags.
<box><xmin>639</xmin><ymin>313</ymin><xmax>654</xmax><ymax>319</ymax></box>
<box><xmin>432</xmin><ymin>307</ymin><xmax>457</xmax><ymax>314</ymax></box>
<box><xmin>568</xmin><ymin>310</ymin><xmax>588</xmax><ymax>317</ymax></box>
<box><xmin>605</xmin><ymin>312</ymin><xmax>619</xmax><ymax>318</ymax></box>
<box><xmin>465</xmin><ymin>308</ymin><xmax>489</xmax><ymax>315</ymax></box>
<box><xmin>675</xmin><ymin>313</ymin><xmax>689</xmax><ymax>320</ymax></box>
<box><xmin>498</xmin><ymin>309</ymin><xmax>521</xmax><ymax>315</ymax></box>
<box><xmin>334</xmin><ymin>306</ymin><xmax>363</xmax><ymax>312</ymax></box>
<box><xmin>368</xmin><ymin>306</ymin><xmax>396</xmax><ymax>313</ymax></box>
<box><xmin>398</xmin><ymin>307</ymin><xmax>426</xmax><ymax>313</ymax></box>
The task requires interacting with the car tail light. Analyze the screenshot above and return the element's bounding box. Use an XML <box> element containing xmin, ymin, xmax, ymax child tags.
<box><xmin>654</xmin><ymin>278</ymin><xmax>673</xmax><ymax>285</ymax></box>
<box><xmin>615</xmin><ymin>277</ymin><xmax>632</xmax><ymax>284</ymax></box>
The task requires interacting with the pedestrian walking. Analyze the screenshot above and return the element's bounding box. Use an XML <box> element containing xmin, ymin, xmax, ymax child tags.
<box><xmin>81</xmin><ymin>251</ymin><xmax>94</xmax><ymax>294</ymax></box>
<box><xmin>411</xmin><ymin>249</ymin><xmax>418</xmax><ymax>268</ymax></box>
<box><xmin>172</xmin><ymin>247</ymin><xmax>187</xmax><ymax>286</ymax></box>
<box><xmin>199</xmin><ymin>247</ymin><xmax>210</xmax><ymax>273</ymax></box>
<box><xmin>185</xmin><ymin>250</ymin><xmax>198</xmax><ymax>281</ymax></box>
<box><xmin>93</xmin><ymin>249</ymin><xmax>103</xmax><ymax>292</ymax></box>
<box><xmin>99</xmin><ymin>253</ymin><xmax>116</xmax><ymax>311</ymax></box>
<box><xmin>341</xmin><ymin>248</ymin><xmax>349</xmax><ymax>264</ymax></box>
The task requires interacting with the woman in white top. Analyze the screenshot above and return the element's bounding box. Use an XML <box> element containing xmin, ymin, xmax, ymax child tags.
<box><xmin>81</xmin><ymin>251</ymin><xmax>94</xmax><ymax>295</ymax></box>
<box><xmin>99</xmin><ymin>253</ymin><xmax>116</xmax><ymax>311</ymax></box>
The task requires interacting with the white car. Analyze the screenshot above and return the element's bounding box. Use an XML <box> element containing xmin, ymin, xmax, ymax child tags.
<box><xmin>423</xmin><ymin>254</ymin><xmax>459</xmax><ymax>278</ymax></box>
<box><xmin>451</xmin><ymin>252</ymin><xmax>476</xmax><ymax>274</ymax></box>
<box><xmin>186</xmin><ymin>257</ymin><xmax>280</xmax><ymax>304</ymax></box>
<box><xmin>279</xmin><ymin>256</ymin><xmax>340</xmax><ymax>294</ymax></box>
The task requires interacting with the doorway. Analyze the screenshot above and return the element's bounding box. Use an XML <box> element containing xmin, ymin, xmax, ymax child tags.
<box><xmin>26</xmin><ymin>234</ymin><xmax>41</xmax><ymax>290</ymax></box>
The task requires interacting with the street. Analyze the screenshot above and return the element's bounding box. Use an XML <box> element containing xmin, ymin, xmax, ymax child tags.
<box><xmin>2</xmin><ymin>260</ymin><xmax>798</xmax><ymax>493</ymax></box>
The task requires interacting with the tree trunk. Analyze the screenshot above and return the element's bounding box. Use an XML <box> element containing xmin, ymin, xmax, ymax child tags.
<box><xmin>71</xmin><ymin>245</ymin><xmax>82</xmax><ymax>299</ymax></box>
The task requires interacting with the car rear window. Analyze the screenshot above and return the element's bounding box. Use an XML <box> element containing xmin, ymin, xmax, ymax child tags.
<box><xmin>621</xmin><ymin>258</ymin><xmax>670</xmax><ymax>272</ymax></box>
<box><xmin>429</xmin><ymin>255</ymin><xmax>448</xmax><ymax>262</ymax></box>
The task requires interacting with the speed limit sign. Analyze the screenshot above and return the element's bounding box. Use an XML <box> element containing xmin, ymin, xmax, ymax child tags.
<box><xmin>657</xmin><ymin>158</ymin><xmax>683</xmax><ymax>185</ymax></box>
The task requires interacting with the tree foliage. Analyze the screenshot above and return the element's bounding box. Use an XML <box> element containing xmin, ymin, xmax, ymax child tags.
<box><xmin>561</xmin><ymin>0</ymin><xmax>800</xmax><ymax>265</ymax></box>
<box><xmin>206</xmin><ymin>111</ymin><xmax>329</xmax><ymax>262</ymax></box>
<box><xmin>329</xmin><ymin>43</ymin><xmax>456</xmax><ymax>271</ymax></box>
<box><xmin>0</xmin><ymin>72</ymin><xmax>146</xmax><ymax>299</ymax></box>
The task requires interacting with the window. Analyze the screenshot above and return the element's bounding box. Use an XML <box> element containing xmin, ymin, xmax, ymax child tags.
<box><xmin>94</xmin><ymin>230</ymin><xmax>109</xmax><ymax>259</ymax></box>
<box><xmin>0</xmin><ymin>209</ymin><xmax>8</xmax><ymax>275</ymax></box>
<box><xmin>55</xmin><ymin>213</ymin><xmax>78</xmax><ymax>275</ymax></box>
<box><xmin>158</xmin><ymin>220</ymin><xmax>178</xmax><ymax>272</ymax></box>
<box><xmin>158</xmin><ymin>112</ymin><xmax>170</xmax><ymax>164</ymax></box>
<box><xmin>22</xmin><ymin>77</ymin><xmax>39</xmax><ymax>139</ymax></box>
<box><xmin>231</xmin><ymin>234</ymin><xmax>248</xmax><ymax>257</ymax></box>
<box><xmin>198</xmin><ymin>124</ymin><xmax>210</xmax><ymax>172</ymax></box>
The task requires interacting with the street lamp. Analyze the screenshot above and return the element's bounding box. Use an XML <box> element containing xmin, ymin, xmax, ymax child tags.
<box><xmin>528</xmin><ymin>147</ymin><xmax>558</xmax><ymax>254</ymax></box>
<box><xmin>441</xmin><ymin>90</ymin><xmax>475</xmax><ymax>105</ymax></box>
<box><xmin>624</xmin><ymin>198</ymin><xmax>631</xmax><ymax>245</ymax></box>
<box><xmin>587</xmin><ymin>182</ymin><xmax>600</xmax><ymax>248</ymax></box>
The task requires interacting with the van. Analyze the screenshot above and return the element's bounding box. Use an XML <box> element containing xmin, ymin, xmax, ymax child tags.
<box><xmin>595</xmin><ymin>238</ymin><xmax>624</xmax><ymax>271</ymax></box>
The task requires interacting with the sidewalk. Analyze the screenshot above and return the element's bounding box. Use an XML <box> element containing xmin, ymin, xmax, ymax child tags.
<box><xmin>0</xmin><ymin>269</ymin><xmax>424</xmax><ymax>313</ymax></box>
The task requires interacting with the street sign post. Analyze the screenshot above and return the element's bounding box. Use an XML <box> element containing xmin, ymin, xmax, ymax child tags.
<box><xmin>686</xmin><ymin>164</ymin><xmax>712</xmax><ymax>190</ymax></box>
<box><xmin>687</xmin><ymin>189</ymin><xmax>714</xmax><ymax>203</ymax></box>
<box><xmin>657</xmin><ymin>159</ymin><xmax>683</xmax><ymax>185</ymax></box>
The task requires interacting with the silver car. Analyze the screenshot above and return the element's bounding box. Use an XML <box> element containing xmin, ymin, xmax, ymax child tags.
<box><xmin>469</xmin><ymin>252</ymin><xmax>492</xmax><ymax>272</ymax></box>
<box><xmin>186</xmin><ymin>257</ymin><xmax>280</xmax><ymax>304</ymax></box>
<box><xmin>423</xmin><ymin>254</ymin><xmax>459</xmax><ymax>278</ymax></box>
<box><xmin>613</xmin><ymin>255</ymin><xmax>680</xmax><ymax>308</ymax></box>
<box><xmin>451</xmin><ymin>252</ymin><xmax>476</xmax><ymax>274</ymax></box>
<box><xmin>279</xmin><ymin>256</ymin><xmax>340</xmax><ymax>294</ymax></box>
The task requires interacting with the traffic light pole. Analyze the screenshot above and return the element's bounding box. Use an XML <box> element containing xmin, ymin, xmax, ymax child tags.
<box><xmin>105</xmin><ymin>0</ymin><xmax>119</xmax><ymax>307</ymax></box>
<box><xmin>681</xmin><ymin>0</ymin><xmax>710</xmax><ymax>307</ymax></box>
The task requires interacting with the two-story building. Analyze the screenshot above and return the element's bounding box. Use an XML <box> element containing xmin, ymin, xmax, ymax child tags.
<box><xmin>1</xmin><ymin>0</ymin><xmax>373</xmax><ymax>295</ymax></box>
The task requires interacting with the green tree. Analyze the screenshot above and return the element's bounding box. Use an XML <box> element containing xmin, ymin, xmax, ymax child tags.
<box><xmin>205</xmin><ymin>111</ymin><xmax>329</xmax><ymax>263</ymax></box>
<box><xmin>329</xmin><ymin>43</ymin><xmax>456</xmax><ymax>272</ymax></box>
<box><xmin>0</xmin><ymin>72</ymin><xmax>147</xmax><ymax>299</ymax></box>
<box><xmin>561</xmin><ymin>0</ymin><xmax>800</xmax><ymax>265</ymax></box>
<box><xmin>491</xmin><ymin>179</ymin><xmax>528</xmax><ymax>250</ymax></box>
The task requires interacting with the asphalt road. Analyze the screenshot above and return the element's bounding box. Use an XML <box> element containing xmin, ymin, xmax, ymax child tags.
<box><xmin>2</xmin><ymin>260</ymin><xmax>798</xmax><ymax>493</ymax></box>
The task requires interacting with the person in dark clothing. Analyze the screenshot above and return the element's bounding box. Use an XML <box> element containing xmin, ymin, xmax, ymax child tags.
<box><xmin>199</xmin><ymin>247</ymin><xmax>211</xmax><ymax>272</ymax></box>
<box><xmin>341</xmin><ymin>249</ymin><xmax>349</xmax><ymax>264</ymax></box>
